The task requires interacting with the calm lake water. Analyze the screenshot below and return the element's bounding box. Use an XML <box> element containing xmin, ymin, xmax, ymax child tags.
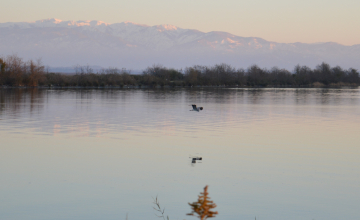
<box><xmin>0</xmin><ymin>88</ymin><xmax>359</xmax><ymax>220</ymax></box>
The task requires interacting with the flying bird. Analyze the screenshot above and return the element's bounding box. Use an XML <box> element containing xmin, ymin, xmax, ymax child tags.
<box><xmin>190</xmin><ymin>104</ymin><xmax>203</xmax><ymax>112</ymax></box>
<box><xmin>190</xmin><ymin>157</ymin><xmax>203</xmax><ymax>163</ymax></box>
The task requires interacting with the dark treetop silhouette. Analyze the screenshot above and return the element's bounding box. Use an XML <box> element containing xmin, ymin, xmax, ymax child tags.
<box><xmin>1</xmin><ymin>55</ymin><xmax>359</xmax><ymax>87</ymax></box>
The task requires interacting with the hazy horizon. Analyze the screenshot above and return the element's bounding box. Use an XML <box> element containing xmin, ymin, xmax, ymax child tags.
<box><xmin>2</xmin><ymin>18</ymin><xmax>359</xmax><ymax>47</ymax></box>
<box><xmin>2</xmin><ymin>0</ymin><xmax>360</xmax><ymax>46</ymax></box>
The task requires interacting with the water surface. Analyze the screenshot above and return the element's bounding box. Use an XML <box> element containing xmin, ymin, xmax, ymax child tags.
<box><xmin>0</xmin><ymin>88</ymin><xmax>359</xmax><ymax>220</ymax></box>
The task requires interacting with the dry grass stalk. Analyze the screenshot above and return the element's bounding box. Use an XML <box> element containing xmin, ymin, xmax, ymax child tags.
<box><xmin>152</xmin><ymin>196</ymin><xmax>170</xmax><ymax>220</ymax></box>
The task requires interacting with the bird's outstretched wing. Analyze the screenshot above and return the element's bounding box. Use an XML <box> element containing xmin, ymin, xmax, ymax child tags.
<box><xmin>192</xmin><ymin>104</ymin><xmax>197</xmax><ymax>110</ymax></box>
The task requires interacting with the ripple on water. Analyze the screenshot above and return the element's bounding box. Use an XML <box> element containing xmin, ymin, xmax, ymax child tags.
<box><xmin>0</xmin><ymin>88</ymin><xmax>360</xmax><ymax>220</ymax></box>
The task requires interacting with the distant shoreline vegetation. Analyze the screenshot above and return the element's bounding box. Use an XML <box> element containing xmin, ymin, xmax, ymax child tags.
<box><xmin>0</xmin><ymin>55</ymin><xmax>359</xmax><ymax>88</ymax></box>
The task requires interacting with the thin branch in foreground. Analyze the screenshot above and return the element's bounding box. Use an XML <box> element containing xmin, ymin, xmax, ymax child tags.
<box><xmin>152</xmin><ymin>196</ymin><xmax>169</xmax><ymax>220</ymax></box>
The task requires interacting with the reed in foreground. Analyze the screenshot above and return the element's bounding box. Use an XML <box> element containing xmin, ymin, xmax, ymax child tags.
<box><xmin>152</xmin><ymin>185</ymin><xmax>218</xmax><ymax>220</ymax></box>
<box><xmin>152</xmin><ymin>196</ymin><xmax>170</xmax><ymax>220</ymax></box>
<box><xmin>187</xmin><ymin>185</ymin><xmax>218</xmax><ymax>220</ymax></box>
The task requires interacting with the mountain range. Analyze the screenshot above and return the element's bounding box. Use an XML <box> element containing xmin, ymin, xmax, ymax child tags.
<box><xmin>1</xmin><ymin>18</ymin><xmax>359</xmax><ymax>71</ymax></box>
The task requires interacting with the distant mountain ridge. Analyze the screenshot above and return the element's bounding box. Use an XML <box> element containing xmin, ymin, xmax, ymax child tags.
<box><xmin>0</xmin><ymin>18</ymin><xmax>359</xmax><ymax>70</ymax></box>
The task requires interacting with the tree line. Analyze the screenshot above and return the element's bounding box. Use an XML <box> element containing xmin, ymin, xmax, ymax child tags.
<box><xmin>1</xmin><ymin>55</ymin><xmax>359</xmax><ymax>87</ymax></box>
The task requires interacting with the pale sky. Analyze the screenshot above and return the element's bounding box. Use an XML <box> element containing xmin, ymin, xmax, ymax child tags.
<box><xmin>2</xmin><ymin>0</ymin><xmax>360</xmax><ymax>45</ymax></box>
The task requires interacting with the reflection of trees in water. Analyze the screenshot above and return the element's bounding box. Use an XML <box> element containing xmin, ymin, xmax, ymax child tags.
<box><xmin>0</xmin><ymin>88</ymin><xmax>359</xmax><ymax>119</ymax></box>
<box><xmin>177</xmin><ymin>88</ymin><xmax>360</xmax><ymax>106</ymax></box>
<box><xmin>46</xmin><ymin>89</ymin><xmax>142</xmax><ymax>103</ymax></box>
<box><xmin>183</xmin><ymin>88</ymin><xmax>241</xmax><ymax>105</ymax></box>
<box><xmin>0</xmin><ymin>88</ymin><xmax>45</xmax><ymax>117</ymax></box>
<box><xmin>140</xmin><ymin>88</ymin><xmax>182</xmax><ymax>101</ymax></box>
<box><xmin>318</xmin><ymin>89</ymin><xmax>331</xmax><ymax>105</ymax></box>
<box><xmin>294</xmin><ymin>89</ymin><xmax>312</xmax><ymax>105</ymax></box>
<box><xmin>0</xmin><ymin>88</ymin><xmax>359</xmax><ymax>137</ymax></box>
<box><xmin>245</xmin><ymin>89</ymin><xmax>265</xmax><ymax>105</ymax></box>
<box><xmin>137</xmin><ymin>88</ymin><xmax>245</xmax><ymax>104</ymax></box>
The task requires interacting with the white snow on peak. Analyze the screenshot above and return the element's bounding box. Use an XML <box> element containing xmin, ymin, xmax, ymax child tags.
<box><xmin>156</xmin><ymin>24</ymin><xmax>178</xmax><ymax>31</ymax></box>
<box><xmin>0</xmin><ymin>18</ymin><xmax>111</xmax><ymax>28</ymax></box>
<box><xmin>60</xmin><ymin>20</ymin><xmax>110</xmax><ymax>27</ymax></box>
<box><xmin>123</xmin><ymin>21</ymin><xmax>149</xmax><ymax>27</ymax></box>
<box><xmin>69</xmin><ymin>20</ymin><xmax>110</xmax><ymax>27</ymax></box>
<box><xmin>35</xmin><ymin>18</ymin><xmax>62</xmax><ymax>24</ymax></box>
<box><xmin>0</xmin><ymin>18</ymin><xmax>358</xmax><ymax>70</ymax></box>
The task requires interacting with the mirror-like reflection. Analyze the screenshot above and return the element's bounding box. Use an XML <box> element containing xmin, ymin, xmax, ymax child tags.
<box><xmin>1</xmin><ymin>88</ymin><xmax>359</xmax><ymax>137</ymax></box>
<box><xmin>0</xmin><ymin>88</ymin><xmax>359</xmax><ymax>220</ymax></box>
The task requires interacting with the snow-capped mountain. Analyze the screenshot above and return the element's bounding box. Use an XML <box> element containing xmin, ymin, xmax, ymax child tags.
<box><xmin>0</xmin><ymin>18</ymin><xmax>359</xmax><ymax>70</ymax></box>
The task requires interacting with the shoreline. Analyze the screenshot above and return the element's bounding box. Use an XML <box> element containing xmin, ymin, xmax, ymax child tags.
<box><xmin>1</xmin><ymin>85</ymin><xmax>359</xmax><ymax>89</ymax></box>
